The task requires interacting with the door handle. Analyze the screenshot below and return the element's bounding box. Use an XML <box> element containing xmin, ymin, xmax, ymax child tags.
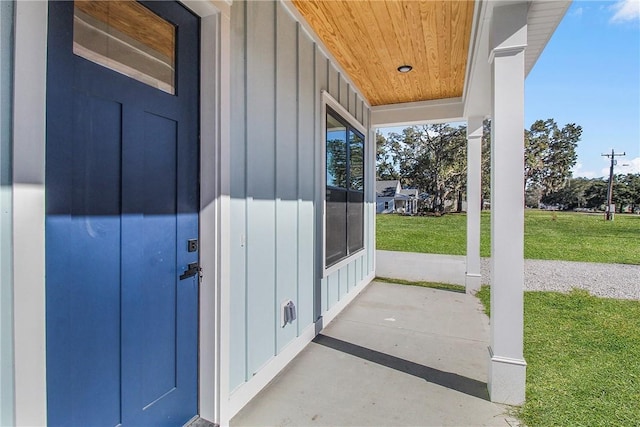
<box><xmin>180</xmin><ymin>262</ymin><xmax>200</xmax><ymax>280</ymax></box>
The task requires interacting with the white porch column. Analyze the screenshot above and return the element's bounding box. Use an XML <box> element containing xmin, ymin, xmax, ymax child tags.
<box><xmin>488</xmin><ymin>3</ymin><xmax>528</xmax><ymax>405</ymax></box>
<box><xmin>465</xmin><ymin>116</ymin><xmax>483</xmax><ymax>294</ymax></box>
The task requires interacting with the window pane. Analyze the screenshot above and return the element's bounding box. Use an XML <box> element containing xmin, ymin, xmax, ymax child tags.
<box><xmin>73</xmin><ymin>0</ymin><xmax>176</xmax><ymax>94</ymax></box>
<box><xmin>348</xmin><ymin>191</ymin><xmax>364</xmax><ymax>253</ymax></box>
<box><xmin>326</xmin><ymin>112</ymin><xmax>347</xmax><ymax>188</ymax></box>
<box><xmin>326</xmin><ymin>188</ymin><xmax>347</xmax><ymax>266</ymax></box>
<box><xmin>349</xmin><ymin>130</ymin><xmax>364</xmax><ymax>191</ymax></box>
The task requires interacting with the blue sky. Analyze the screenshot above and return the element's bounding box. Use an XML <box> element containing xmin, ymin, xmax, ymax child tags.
<box><xmin>526</xmin><ymin>0</ymin><xmax>640</xmax><ymax>178</ymax></box>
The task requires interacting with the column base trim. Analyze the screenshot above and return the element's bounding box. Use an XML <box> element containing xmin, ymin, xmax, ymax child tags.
<box><xmin>465</xmin><ymin>273</ymin><xmax>481</xmax><ymax>294</ymax></box>
<box><xmin>488</xmin><ymin>346</ymin><xmax>526</xmax><ymax>405</ymax></box>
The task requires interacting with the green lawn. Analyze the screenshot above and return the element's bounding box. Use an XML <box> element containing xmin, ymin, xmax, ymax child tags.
<box><xmin>376</xmin><ymin>210</ymin><xmax>640</xmax><ymax>264</ymax></box>
<box><xmin>477</xmin><ymin>286</ymin><xmax>640</xmax><ymax>426</ymax></box>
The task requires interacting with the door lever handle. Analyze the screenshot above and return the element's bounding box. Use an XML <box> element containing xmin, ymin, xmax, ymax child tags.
<box><xmin>180</xmin><ymin>262</ymin><xmax>200</xmax><ymax>280</ymax></box>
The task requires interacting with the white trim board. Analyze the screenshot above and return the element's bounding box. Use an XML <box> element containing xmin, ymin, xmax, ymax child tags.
<box><xmin>12</xmin><ymin>1</ymin><xmax>48</xmax><ymax>425</ymax></box>
<box><xmin>371</xmin><ymin>97</ymin><xmax>465</xmax><ymax>128</ymax></box>
<box><xmin>184</xmin><ymin>1</ymin><xmax>230</xmax><ymax>425</ymax></box>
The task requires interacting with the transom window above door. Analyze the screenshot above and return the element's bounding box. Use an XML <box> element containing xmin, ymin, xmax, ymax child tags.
<box><xmin>73</xmin><ymin>0</ymin><xmax>176</xmax><ymax>94</ymax></box>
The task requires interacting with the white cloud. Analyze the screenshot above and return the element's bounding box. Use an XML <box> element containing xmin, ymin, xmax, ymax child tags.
<box><xmin>570</xmin><ymin>7</ymin><xmax>584</xmax><ymax>18</ymax></box>
<box><xmin>599</xmin><ymin>156</ymin><xmax>640</xmax><ymax>176</ymax></box>
<box><xmin>610</xmin><ymin>0</ymin><xmax>640</xmax><ymax>23</ymax></box>
<box><xmin>571</xmin><ymin>162</ymin><xmax>597</xmax><ymax>178</ymax></box>
<box><xmin>618</xmin><ymin>156</ymin><xmax>640</xmax><ymax>174</ymax></box>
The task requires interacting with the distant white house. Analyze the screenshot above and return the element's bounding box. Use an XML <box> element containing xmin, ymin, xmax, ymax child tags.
<box><xmin>376</xmin><ymin>180</ymin><xmax>419</xmax><ymax>214</ymax></box>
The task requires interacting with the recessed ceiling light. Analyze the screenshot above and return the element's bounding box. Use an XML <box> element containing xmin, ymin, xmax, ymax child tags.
<box><xmin>397</xmin><ymin>65</ymin><xmax>413</xmax><ymax>73</ymax></box>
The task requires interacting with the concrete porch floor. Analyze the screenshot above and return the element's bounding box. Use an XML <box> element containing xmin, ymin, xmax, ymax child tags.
<box><xmin>231</xmin><ymin>281</ymin><xmax>519</xmax><ymax>426</ymax></box>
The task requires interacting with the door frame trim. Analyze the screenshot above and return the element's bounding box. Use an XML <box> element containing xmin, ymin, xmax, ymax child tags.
<box><xmin>12</xmin><ymin>1</ymin><xmax>231</xmax><ymax>425</ymax></box>
<box><xmin>181</xmin><ymin>1</ymin><xmax>232</xmax><ymax>424</ymax></box>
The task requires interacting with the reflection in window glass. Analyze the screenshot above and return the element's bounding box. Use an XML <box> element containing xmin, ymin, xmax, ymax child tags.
<box><xmin>348</xmin><ymin>191</ymin><xmax>364</xmax><ymax>253</ymax></box>
<box><xmin>325</xmin><ymin>107</ymin><xmax>365</xmax><ymax>268</ymax></box>
<box><xmin>349</xmin><ymin>130</ymin><xmax>364</xmax><ymax>191</ymax></box>
<box><xmin>73</xmin><ymin>0</ymin><xmax>176</xmax><ymax>94</ymax></box>
<box><xmin>326</xmin><ymin>112</ymin><xmax>347</xmax><ymax>188</ymax></box>
<box><xmin>326</xmin><ymin>188</ymin><xmax>348</xmax><ymax>266</ymax></box>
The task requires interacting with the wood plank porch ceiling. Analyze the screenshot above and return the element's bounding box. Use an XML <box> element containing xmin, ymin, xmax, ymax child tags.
<box><xmin>292</xmin><ymin>0</ymin><xmax>474</xmax><ymax>107</ymax></box>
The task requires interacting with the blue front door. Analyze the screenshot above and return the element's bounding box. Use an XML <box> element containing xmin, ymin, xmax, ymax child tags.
<box><xmin>45</xmin><ymin>2</ymin><xmax>200</xmax><ymax>426</ymax></box>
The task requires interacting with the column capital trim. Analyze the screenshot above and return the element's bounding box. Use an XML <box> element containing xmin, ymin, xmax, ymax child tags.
<box><xmin>466</xmin><ymin>116</ymin><xmax>484</xmax><ymax>139</ymax></box>
<box><xmin>489</xmin><ymin>45</ymin><xmax>527</xmax><ymax>64</ymax></box>
<box><xmin>490</xmin><ymin>2</ymin><xmax>528</xmax><ymax>65</ymax></box>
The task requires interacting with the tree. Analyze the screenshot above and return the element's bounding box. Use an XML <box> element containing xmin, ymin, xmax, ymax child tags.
<box><xmin>381</xmin><ymin>124</ymin><xmax>466</xmax><ymax>212</ymax></box>
<box><xmin>327</xmin><ymin>138</ymin><xmax>347</xmax><ymax>187</ymax></box>
<box><xmin>526</xmin><ymin>185</ymin><xmax>544</xmax><ymax>208</ymax></box>
<box><xmin>583</xmin><ymin>179</ymin><xmax>608</xmax><ymax>209</ymax></box>
<box><xmin>541</xmin><ymin>175</ymin><xmax>640</xmax><ymax>213</ymax></box>
<box><xmin>524</xmin><ymin>119</ymin><xmax>581</xmax><ymax>202</ymax></box>
<box><xmin>375</xmin><ymin>118</ymin><xmax>584</xmax><ymax>214</ymax></box>
<box><xmin>481</xmin><ymin>120</ymin><xmax>491</xmax><ymax>209</ymax></box>
<box><xmin>376</xmin><ymin>132</ymin><xmax>399</xmax><ymax>181</ymax></box>
<box><xmin>540</xmin><ymin>177</ymin><xmax>591</xmax><ymax>209</ymax></box>
<box><xmin>625</xmin><ymin>173</ymin><xmax>640</xmax><ymax>212</ymax></box>
<box><xmin>614</xmin><ymin>173</ymin><xmax>640</xmax><ymax>213</ymax></box>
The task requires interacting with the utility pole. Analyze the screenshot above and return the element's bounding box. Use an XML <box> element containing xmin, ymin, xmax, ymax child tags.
<box><xmin>601</xmin><ymin>149</ymin><xmax>625</xmax><ymax>220</ymax></box>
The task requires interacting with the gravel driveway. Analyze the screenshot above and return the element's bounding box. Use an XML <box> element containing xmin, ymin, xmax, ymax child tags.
<box><xmin>481</xmin><ymin>258</ymin><xmax>640</xmax><ymax>300</ymax></box>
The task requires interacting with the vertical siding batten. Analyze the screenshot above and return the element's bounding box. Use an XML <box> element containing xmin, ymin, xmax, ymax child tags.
<box><xmin>328</xmin><ymin>63</ymin><xmax>339</xmax><ymax>102</ymax></box>
<box><xmin>316</xmin><ymin>48</ymin><xmax>329</xmax><ymax>317</ymax></box>
<box><xmin>297</xmin><ymin>27</ymin><xmax>315</xmax><ymax>334</ymax></box>
<box><xmin>328</xmin><ymin>272</ymin><xmax>339</xmax><ymax>308</ymax></box>
<box><xmin>229</xmin><ymin>0</ymin><xmax>248</xmax><ymax>390</ymax></box>
<box><xmin>242</xmin><ymin>0</ymin><xmax>250</xmax><ymax>383</ymax></box>
<box><xmin>339</xmin><ymin>77</ymin><xmax>349</xmax><ymax>110</ymax></box>
<box><xmin>339</xmin><ymin>266</ymin><xmax>348</xmax><ymax>299</ymax></box>
<box><xmin>275</xmin><ymin>2</ymin><xmax>299</xmax><ymax>352</ymax></box>
<box><xmin>273</xmin><ymin>0</ymin><xmax>279</xmax><ymax>357</ymax></box>
<box><xmin>348</xmin><ymin>85</ymin><xmax>356</xmax><ymax>119</ymax></box>
<box><xmin>348</xmin><ymin>261</ymin><xmax>356</xmax><ymax>293</ymax></box>
<box><xmin>368</xmin><ymin>101</ymin><xmax>373</xmax><ymax>280</ymax></box>
<box><xmin>295</xmin><ymin>21</ymin><xmax>301</xmax><ymax>338</ymax></box>
<box><xmin>245</xmin><ymin>0</ymin><xmax>277</xmax><ymax>376</ymax></box>
<box><xmin>0</xmin><ymin>1</ymin><xmax>15</xmax><ymax>424</ymax></box>
<box><xmin>356</xmin><ymin>256</ymin><xmax>363</xmax><ymax>283</ymax></box>
<box><xmin>272</xmin><ymin>0</ymin><xmax>278</xmax><ymax>359</ymax></box>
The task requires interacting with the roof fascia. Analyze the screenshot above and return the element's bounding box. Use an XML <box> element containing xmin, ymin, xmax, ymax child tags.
<box><xmin>524</xmin><ymin>0</ymin><xmax>571</xmax><ymax>77</ymax></box>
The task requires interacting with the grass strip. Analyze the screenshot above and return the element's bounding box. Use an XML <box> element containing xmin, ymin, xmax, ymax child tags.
<box><xmin>375</xmin><ymin>276</ymin><xmax>466</xmax><ymax>293</ymax></box>
<box><xmin>376</xmin><ymin>210</ymin><xmax>640</xmax><ymax>265</ymax></box>
<box><xmin>476</xmin><ymin>286</ymin><xmax>640</xmax><ymax>426</ymax></box>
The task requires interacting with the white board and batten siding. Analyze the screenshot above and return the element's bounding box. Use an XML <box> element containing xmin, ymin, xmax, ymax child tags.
<box><xmin>228</xmin><ymin>0</ymin><xmax>375</xmax><ymax>411</ymax></box>
<box><xmin>1</xmin><ymin>2</ymin><xmax>15</xmax><ymax>425</ymax></box>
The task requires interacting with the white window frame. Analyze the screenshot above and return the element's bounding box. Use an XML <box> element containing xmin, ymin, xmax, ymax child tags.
<box><xmin>321</xmin><ymin>90</ymin><xmax>366</xmax><ymax>277</ymax></box>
